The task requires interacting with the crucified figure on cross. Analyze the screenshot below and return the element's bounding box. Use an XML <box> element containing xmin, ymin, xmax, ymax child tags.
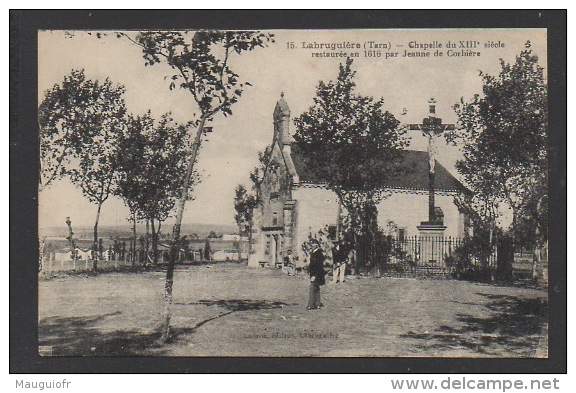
<box><xmin>407</xmin><ymin>98</ymin><xmax>454</xmax><ymax>225</ymax></box>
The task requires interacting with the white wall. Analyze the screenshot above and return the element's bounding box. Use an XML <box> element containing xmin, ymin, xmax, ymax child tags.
<box><xmin>377</xmin><ymin>190</ymin><xmax>465</xmax><ymax>238</ymax></box>
<box><xmin>291</xmin><ymin>185</ymin><xmax>339</xmax><ymax>261</ymax></box>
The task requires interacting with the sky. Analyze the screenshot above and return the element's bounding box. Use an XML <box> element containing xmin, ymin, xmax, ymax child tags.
<box><xmin>37</xmin><ymin>28</ymin><xmax>547</xmax><ymax>229</ymax></box>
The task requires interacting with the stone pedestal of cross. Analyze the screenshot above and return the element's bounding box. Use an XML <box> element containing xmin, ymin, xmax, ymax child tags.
<box><xmin>409</xmin><ymin>99</ymin><xmax>454</xmax><ymax>265</ymax></box>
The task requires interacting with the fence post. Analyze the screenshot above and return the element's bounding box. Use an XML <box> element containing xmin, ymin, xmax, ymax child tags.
<box><xmin>447</xmin><ymin>236</ymin><xmax>452</xmax><ymax>274</ymax></box>
<box><xmin>414</xmin><ymin>235</ymin><xmax>417</xmax><ymax>267</ymax></box>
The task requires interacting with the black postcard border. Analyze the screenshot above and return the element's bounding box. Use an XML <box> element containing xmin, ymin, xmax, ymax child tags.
<box><xmin>9</xmin><ymin>9</ymin><xmax>567</xmax><ymax>374</ymax></box>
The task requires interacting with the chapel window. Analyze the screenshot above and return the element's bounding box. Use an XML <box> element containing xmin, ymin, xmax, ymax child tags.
<box><xmin>270</xmin><ymin>168</ymin><xmax>280</xmax><ymax>197</ymax></box>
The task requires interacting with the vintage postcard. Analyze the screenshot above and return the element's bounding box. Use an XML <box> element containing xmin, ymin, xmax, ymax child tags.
<box><xmin>36</xmin><ymin>27</ymin><xmax>549</xmax><ymax>358</ymax></box>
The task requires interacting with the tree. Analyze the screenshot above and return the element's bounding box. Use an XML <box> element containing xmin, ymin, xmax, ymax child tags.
<box><xmin>114</xmin><ymin>113</ymin><xmax>147</xmax><ymax>266</ymax></box>
<box><xmin>233</xmin><ymin>184</ymin><xmax>257</xmax><ymax>260</ymax></box>
<box><xmin>249</xmin><ymin>149</ymin><xmax>270</xmax><ymax>204</ymax></box>
<box><xmin>204</xmin><ymin>238</ymin><xmax>212</xmax><ymax>261</ymax></box>
<box><xmin>452</xmin><ymin>160</ymin><xmax>502</xmax><ymax>271</ymax></box>
<box><xmin>515</xmin><ymin>182</ymin><xmax>548</xmax><ymax>250</ymax></box>
<box><xmin>207</xmin><ymin>231</ymin><xmax>220</xmax><ymax>239</ymax></box>
<box><xmin>293</xmin><ymin>58</ymin><xmax>408</xmax><ymax>271</ymax></box>
<box><xmin>142</xmin><ymin>114</ymin><xmax>197</xmax><ymax>264</ymax></box>
<box><xmin>122</xmin><ymin>29</ymin><xmax>274</xmax><ymax>341</ymax></box>
<box><xmin>39</xmin><ymin>69</ymin><xmax>127</xmax><ymax>270</ymax></box>
<box><xmin>65</xmin><ymin>217</ymin><xmax>77</xmax><ymax>261</ymax></box>
<box><xmin>115</xmin><ymin>112</ymin><xmax>196</xmax><ymax>265</ymax></box>
<box><xmin>448</xmin><ymin>47</ymin><xmax>547</xmax><ymax>277</ymax></box>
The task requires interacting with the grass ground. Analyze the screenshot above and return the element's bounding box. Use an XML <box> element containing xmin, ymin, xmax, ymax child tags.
<box><xmin>38</xmin><ymin>263</ymin><xmax>547</xmax><ymax>357</ymax></box>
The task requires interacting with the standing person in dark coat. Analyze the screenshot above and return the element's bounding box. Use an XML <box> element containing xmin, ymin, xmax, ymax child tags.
<box><xmin>307</xmin><ymin>239</ymin><xmax>326</xmax><ymax>310</ymax></box>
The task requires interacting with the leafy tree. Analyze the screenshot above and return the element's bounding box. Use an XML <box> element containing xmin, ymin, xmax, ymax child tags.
<box><xmin>451</xmin><ymin>169</ymin><xmax>501</xmax><ymax>266</ymax></box>
<box><xmin>113</xmin><ymin>113</ymin><xmax>147</xmax><ymax>266</ymax></box>
<box><xmin>39</xmin><ymin>69</ymin><xmax>127</xmax><ymax>270</ymax></box>
<box><xmin>143</xmin><ymin>114</ymin><xmax>197</xmax><ymax>263</ymax></box>
<box><xmin>449</xmin><ymin>48</ymin><xmax>547</xmax><ymax>235</ymax></box>
<box><xmin>249</xmin><ymin>149</ymin><xmax>270</xmax><ymax>204</ymax></box>
<box><xmin>515</xmin><ymin>182</ymin><xmax>548</xmax><ymax>249</ymax></box>
<box><xmin>357</xmin><ymin>200</ymin><xmax>379</xmax><ymax>274</ymax></box>
<box><xmin>293</xmin><ymin>58</ymin><xmax>408</xmax><ymax>271</ymax></box>
<box><xmin>115</xmin><ymin>112</ymin><xmax>196</xmax><ymax>265</ymax></box>
<box><xmin>207</xmin><ymin>231</ymin><xmax>220</xmax><ymax>239</ymax></box>
<box><xmin>122</xmin><ymin>30</ymin><xmax>274</xmax><ymax>341</ymax></box>
<box><xmin>233</xmin><ymin>184</ymin><xmax>258</xmax><ymax>260</ymax></box>
<box><xmin>448</xmin><ymin>47</ymin><xmax>547</xmax><ymax>277</ymax></box>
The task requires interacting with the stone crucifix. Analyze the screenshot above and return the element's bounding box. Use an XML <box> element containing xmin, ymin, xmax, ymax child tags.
<box><xmin>408</xmin><ymin>98</ymin><xmax>454</xmax><ymax>225</ymax></box>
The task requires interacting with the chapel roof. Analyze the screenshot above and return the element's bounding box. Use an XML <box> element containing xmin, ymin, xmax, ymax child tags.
<box><xmin>289</xmin><ymin>147</ymin><xmax>467</xmax><ymax>193</ymax></box>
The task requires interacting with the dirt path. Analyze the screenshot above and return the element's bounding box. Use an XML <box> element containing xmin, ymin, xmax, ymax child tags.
<box><xmin>38</xmin><ymin>264</ymin><xmax>548</xmax><ymax>357</ymax></box>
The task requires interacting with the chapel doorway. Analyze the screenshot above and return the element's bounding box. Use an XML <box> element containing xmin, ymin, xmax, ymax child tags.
<box><xmin>265</xmin><ymin>232</ymin><xmax>283</xmax><ymax>268</ymax></box>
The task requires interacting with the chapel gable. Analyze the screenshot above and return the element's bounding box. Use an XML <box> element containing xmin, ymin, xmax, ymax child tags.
<box><xmin>260</xmin><ymin>131</ymin><xmax>292</xmax><ymax>229</ymax></box>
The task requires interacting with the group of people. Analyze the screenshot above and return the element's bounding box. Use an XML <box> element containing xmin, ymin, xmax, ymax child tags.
<box><xmin>280</xmin><ymin>239</ymin><xmax>352</xmax><ymax>310</ymax></box>
<box><xmin>306</xmin><ymin>239</ymin><xmax>352</xmax><ymax>310</ymax></box>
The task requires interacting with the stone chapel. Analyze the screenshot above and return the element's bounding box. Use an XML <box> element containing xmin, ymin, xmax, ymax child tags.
<box><xmin>248</xmin><ymin>94</ymin><xmax>468</xmax><ymax>268</ymax></box>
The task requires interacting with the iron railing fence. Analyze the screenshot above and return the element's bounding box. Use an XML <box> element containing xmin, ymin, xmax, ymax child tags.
<box><xmin>384</xmin><ymin>235</ymin><xmax>498</xmax><ymax>276</ymax></box>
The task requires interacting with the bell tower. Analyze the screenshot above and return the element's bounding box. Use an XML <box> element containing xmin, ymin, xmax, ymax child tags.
<box><xmin>273</xmin><ymin>92</ymin><xmax>292</xmax><ymax>146</ymax></box>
